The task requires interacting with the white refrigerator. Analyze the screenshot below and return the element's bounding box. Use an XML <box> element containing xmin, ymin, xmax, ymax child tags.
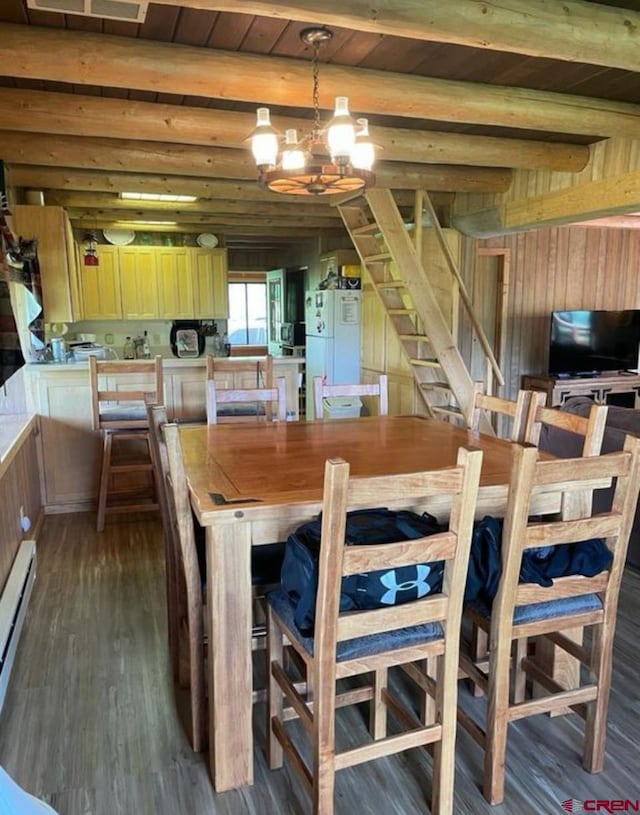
<box><xmin>305</xmin><ymin>289</ymin><xmax>362</xmax><ymax>419</ymax></box>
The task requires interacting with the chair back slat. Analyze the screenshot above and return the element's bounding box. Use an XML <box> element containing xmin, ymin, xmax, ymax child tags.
<box><xmin>313</xmin><ymin>374</ymin><xmax>388</xmax><ymax>419</ymax></box>
<box><xmin>206</xmin><ymin>377</ymin><xmax>287</xmax><ymax>424</ymax></box>
<box><xmin>471</xmin><ymin>387</ymin><xmax>531</xmax><ymax>442</ymax></box>
<box><xmin>314</xmin><ymin>447</ymin><xmax>482</xmax><ymax>653</ymax></box>
<box><xmin>89</xmin><ymin>354</ymin><xmax>163</xmax><ymax>431</ymax></box>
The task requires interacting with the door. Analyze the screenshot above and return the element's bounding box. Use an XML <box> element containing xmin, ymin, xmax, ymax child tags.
<box><xmin>266</xmin><ymin>268</ymin><xmax>284</xmax><ymax>355</ymax></box>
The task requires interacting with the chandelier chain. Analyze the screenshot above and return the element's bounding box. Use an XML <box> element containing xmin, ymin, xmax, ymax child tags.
<box><xmin>312</xmin><ymin>42</ymin><xmax>321</xmax><ymax>141</ymax></box>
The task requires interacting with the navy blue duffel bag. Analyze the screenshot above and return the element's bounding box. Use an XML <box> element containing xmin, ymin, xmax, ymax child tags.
<box><xmin>280</xmin><ymin>508</ymin><xmax>445</xmax><ymax>636</ymax></box>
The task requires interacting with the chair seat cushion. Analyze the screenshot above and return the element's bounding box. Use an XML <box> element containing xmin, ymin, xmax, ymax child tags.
<box><xmin>468</xmin><ymin>592</ymin><xmax>602</xmax><ymax>625</ymax></box>
<box><xmin>100</xmin><ymin>405</ymin><xmax>148</xmax><ymax>422</ymax></box>
<box><xmin>267</xmin><ymin>587</ymin><xmax>442</xmax><ymax>661</ymax></box>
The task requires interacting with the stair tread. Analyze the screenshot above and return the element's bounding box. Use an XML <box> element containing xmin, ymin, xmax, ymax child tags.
<box><xmin>420</xmin><ymin>381</ymin><xmax>452</xmax><ymax>391</ymax></box>
<box><xmin>110</xmin><ymin>461</ymin><xmax>154</xmax><ymax>472</ymax></box>
<box><xmin>409</xmin><ymin>358</ymin><xmax>441</xmax><ymax>367</ymax></box>
<box><xmin>364</xmin><ymin>252</ymin><xmax>392</xmax><ymax>262</ymax></box>
<box><xmin>398</xmin><ymin>333</ymin><xmax>430</xmax><ymax>341</ymax></box>
<box><xmin>431</xmin><ymin>405</ymin><xmax>463</xmax><ymax>417</ymax></box>
<box><xmin>376</xmin><ymin>280</ymin><xmax>405</xmax><ymax>289</ymax></box>
<box><xmin>351</xmin><ymin>223</ymin><xmax>379</xmax><ymax>236</ymax></box>
<box><xmin>388</xmin><ymin>308</ymin><xmax>416</xmax><ymax>315</ymax></box>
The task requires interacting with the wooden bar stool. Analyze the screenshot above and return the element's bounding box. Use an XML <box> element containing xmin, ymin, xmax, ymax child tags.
<box><xmin>89</xmin><ymin>355</ymin><xmax>163</xmax><ymax>532</ymax></box>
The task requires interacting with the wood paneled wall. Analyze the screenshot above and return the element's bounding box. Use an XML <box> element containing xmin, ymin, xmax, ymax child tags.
<box><xmin>460</xmin><ymin>226</ymin><xmax>640</xmax><ymax>398</ymax></box>
<box><xmin>0</xmin><ymin>423</ymin><xmax>42</xmax><ymax>593</ymax></box>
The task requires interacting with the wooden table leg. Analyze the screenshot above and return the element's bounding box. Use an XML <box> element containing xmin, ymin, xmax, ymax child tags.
<box><xmin>206</xmin><ymin>521</ymin><xmax>254</xmax><ymax>790</ymax></box>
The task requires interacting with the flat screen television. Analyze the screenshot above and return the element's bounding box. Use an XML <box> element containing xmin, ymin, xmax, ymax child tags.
<box><xmin>548</xmin><ymin>309</ymin><xmax>640</xmax><ymax>376</ymax></box>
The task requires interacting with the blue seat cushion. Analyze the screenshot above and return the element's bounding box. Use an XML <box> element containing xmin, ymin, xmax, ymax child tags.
<box><xmin>468</xmin><ymin>592</ymin><xmax>602</xmax><ymax>625</ymax></box>
<box><xmin>267</xmin><ymin>587</ymin><xmax>443</xmax><ymax>661</ymax></box>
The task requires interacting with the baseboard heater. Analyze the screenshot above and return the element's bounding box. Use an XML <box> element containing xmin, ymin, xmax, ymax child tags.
<box><xmin>0</xmin><ymin>540</ymin><xmax>36</xmax><ymax>713</ymax></box>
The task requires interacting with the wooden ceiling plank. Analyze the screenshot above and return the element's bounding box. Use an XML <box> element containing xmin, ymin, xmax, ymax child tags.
<box><xmin>2</xmin><ymin>24</ymin><xmax>640</xmax><ymax>139</ymax></box>
<box><xmin>454</xmin><ymin>168</ymin><xmax>640</xmax><ymax>235</ymax></box>
<box><xmin>65</xmin><ymin>207</ymin><xmax>341</xmax><ymax>227</ymax></box>
<box><xmin>0</xmin><ymin>130</ymin><xmax>512</xmax><ymax>192</ymax></box>
<box><xmin>44</xmin><ymin>191</ymin><xmax>344</xmax><ymax>219</ymax></box>
<box><xmin>0</xmin><ymin>88</ymin><xmax>589</xmax><ymax>172</ymax></box>
<box><xmin>71</xmin><ymin>218</ymin><xmax>344</xmax><ymax>237</ymax></box>
<box><xmin>148</xmin><ymin>0</ymin><xmax>640</xmax><ymax>74</ymax></box>
<box><xmin>10</xmin><ymin>165</ymin><xmax>449</xmax><ymax>211</ymax></box>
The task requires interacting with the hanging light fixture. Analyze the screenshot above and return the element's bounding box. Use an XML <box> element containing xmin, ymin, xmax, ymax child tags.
<box><xmin>249</xmin><ymin>27</ymin><xmax>375</xmax><ymax>196</ymax></box>
<box><xmin>83</xmin><ymin>231</ymin><xmax>99</xmax><ymax>266</ymax></box>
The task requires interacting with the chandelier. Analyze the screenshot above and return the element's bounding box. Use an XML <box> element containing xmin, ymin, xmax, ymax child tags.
<box><xmin>249</xmin><ymin>27</ymin><xmax>376</xmax><ymax>196</ymax></box>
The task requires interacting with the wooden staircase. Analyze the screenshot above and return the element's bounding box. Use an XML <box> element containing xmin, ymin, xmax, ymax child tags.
<box><xmin>337</xmin><ymin>187</ymin><xmax>503</xmax><ymax>427</ymax></box>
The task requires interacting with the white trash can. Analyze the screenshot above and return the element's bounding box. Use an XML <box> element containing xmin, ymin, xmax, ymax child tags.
<box><xmin>322</xmin><ymin>396</ymin><xmax>362</xmax><ymax>419</ymax></box>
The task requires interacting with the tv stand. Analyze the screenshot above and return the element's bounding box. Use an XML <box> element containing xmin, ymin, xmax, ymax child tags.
<box><xmin>522</xmin><ymin>372</ymin><xmax>640</xmax><ymax>408</ymax></box>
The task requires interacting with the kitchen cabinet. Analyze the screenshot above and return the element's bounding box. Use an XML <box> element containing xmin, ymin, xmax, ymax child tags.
<box><xmin>13</xmin><ymin>205</ymin><xmax>80</xmax><ymax>323</ymax></box>
<box><xmin>119</xmin><ymin>246</ymin><xmax>159</xmax><ymax>319</ymax></box>
<box><xmin>78</xmin><ymin>244</ymin><xmax>122</xmax><ymax>320</ymax></box>
<box><xmin>192</xmin><ymin>248</ymin><xmax>228</xmax><ymax>318</ymax></box>
<box><xmin>157</xmin><ymin>247</ymin><xmax>194</xmax><ymax>319</ymax></box>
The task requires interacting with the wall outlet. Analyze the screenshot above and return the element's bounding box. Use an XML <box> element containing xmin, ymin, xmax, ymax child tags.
<box><xmin>105</xmin><ymin>333</ymin><xmax>114</xmax><ymax>345</ymax></box>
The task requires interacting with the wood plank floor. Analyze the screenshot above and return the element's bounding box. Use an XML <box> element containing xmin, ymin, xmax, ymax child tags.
<box><xmin>0</xmin><ymin>513</ymin><xmax>638</xmax><ymax>815</ymax></box>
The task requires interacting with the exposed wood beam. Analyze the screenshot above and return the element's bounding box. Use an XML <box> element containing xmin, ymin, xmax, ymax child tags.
<box><xmin>0</xmin><ymin>131</ymin><xmax>511</xmax><ymax>192</ymax></box>
<box><xmin>453</xmin><ymin>169</ymin><xmax>640</xmax><ymax>236</ymax></box>
<box><xmin>9</xmin><ymin>165</ymin><xmax>450</xmax><ymax>209</ymax></box>
<box><xmin>71</xmin><ymin>218</ymin><xmax>343</xmax><ymax>237</ymax></box>
<box><xmin>151</xmin><ymin>0</ymin><xmax>640</xmax><ymax>74</ymax></box>
<box><xmin>2</xmin><ymin>24</ymin><xmax>640</xmax><ymax>139</ymax></box>
<box><xmin>0</xmin><ymin>88</ymin><xmax>589</xmax><ymax>173</ymax></box>
<box><xmin>65</xmin><ymin>207</ymin><xmax>341</xmax><ymax>228</ymax></box>
<box><xmin>576</xmin><ymin>216</ymin><xmax>640</xmax><ymax>229</ymax></box>
<box><xmin>43</xmin><ymin>192</ymin><xmax>344</xmax><ymax>220</ymax></box>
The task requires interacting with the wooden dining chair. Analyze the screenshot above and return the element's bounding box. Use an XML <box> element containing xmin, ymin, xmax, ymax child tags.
<box><xmin>266</xmin><ymin>447</ymin><xmax>483</xmax><ymax>815</ymax></box>
<box><xmin>148</xmin><ymin>406</ymin><xmax>286</xmax><ymax>751</ymax></box>
<box><xmin>205</xmin><ymin>354</ymin><xmax>287</xmax><ymax>423</ymax></box>
<box><xmin>470</xmin><ymin>387</ymin><xmax>531</xmax><ymax>442</ymax></box>
<box><xmin>524</xmin><ymin>393</ymin><xmax>609</xmax><ymax>455</ymax></box>
<box><xmin>312</xmin><ymin>373</ymin><xmax>389</xmax><ymax>420</ymax></box>
<box><xmin>458</xmin><ymin>435</ymin><xmax>640</xmax><ymax>805</ymax></box>
<box><xmin>89</xmin><ymin>355</ymin><xmax>163</xmax><ymax>531</ymax></box>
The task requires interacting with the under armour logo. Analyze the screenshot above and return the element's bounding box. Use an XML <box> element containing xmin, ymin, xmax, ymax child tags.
<box><xmin>561</xmin><ymin>800</ymin><xmax>584</xmax><ymax>813</ymax></box>
<box><xmin>379</xmin><ymin>565</ymin><xmax>432</xmax><ymax>605</ymax></box>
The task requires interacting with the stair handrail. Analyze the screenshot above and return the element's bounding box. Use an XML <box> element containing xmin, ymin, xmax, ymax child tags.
<box><xmin>422</xmin><ymin>192</ymin><xmax>504</xmax><ymax>388</ymax></box>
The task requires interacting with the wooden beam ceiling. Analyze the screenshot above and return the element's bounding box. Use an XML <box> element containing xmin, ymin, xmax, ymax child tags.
<box><xmin>0</xmin><ymin>131</ymin><xmax>511</xmax><ymax>192</ymax></box>
<box><xmin>148</xmin><ymin>0</ymin><xmax>640</xmax><ymax>74</ymax></box>
<box><xmin>2</xmin><ymin>23</ymin><xmax>640</xmax><ymax>139</ymax></box>
<box><xmin>0</xmin><ymin>89</ymin><xmax>589</xmax><ymax>173</ymax></box>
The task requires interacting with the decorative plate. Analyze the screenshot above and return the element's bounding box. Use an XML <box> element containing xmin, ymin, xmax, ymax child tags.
<box><xmin>196</xmin><ymin>233</ymin><xmax>219</xmax><ymax>249</ymax></box>
<box><xmin>103</xmin><ymin>228</ymin><xmax>136</xmax><ymax>246</ymax></box>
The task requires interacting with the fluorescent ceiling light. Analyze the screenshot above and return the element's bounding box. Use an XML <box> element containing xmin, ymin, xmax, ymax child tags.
<box><xmin>120</xmin><ymin>192</ymin><xmax>198</xmax><ymax>203</ymax></box>
<box><xmin>116</xmin><ymin>220</ymin><xmax>179</xmax><ymax>226</ymax></box>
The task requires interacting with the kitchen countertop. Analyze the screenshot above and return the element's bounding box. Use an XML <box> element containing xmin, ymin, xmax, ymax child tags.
<box><xmin>26</xmin><ymin>355</ymin><xmax>305</xmax><ymax>371</ymax></box>
<box><xmin>0</xmin><ymin>413</ymin><xmax>37</xmax><ymax>477</ymax></box>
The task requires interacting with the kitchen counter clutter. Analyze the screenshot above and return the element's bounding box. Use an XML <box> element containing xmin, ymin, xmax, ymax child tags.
<box><xmin>22</xmin><ymin>356</ymin><xmax>305</xmax><ymax>512</ymax></box>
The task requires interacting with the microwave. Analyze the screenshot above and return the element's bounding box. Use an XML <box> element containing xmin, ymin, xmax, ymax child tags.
<box><xmin>281</xmin><ymin>322</ymin><xmax>305</xmax><ymax>346</ymax></box>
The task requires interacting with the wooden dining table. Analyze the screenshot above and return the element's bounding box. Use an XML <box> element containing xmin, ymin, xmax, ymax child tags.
<box><xmin>179</xmin><ymin>414</ymin><xmax>561</xmax><ymax>792</ymax></box>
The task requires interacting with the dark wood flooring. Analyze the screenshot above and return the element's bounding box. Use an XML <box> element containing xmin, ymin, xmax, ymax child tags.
<box><xmin>0</xmin><ymin>513</ymin><xmax>638</xmax><ymax>815</ymax></box>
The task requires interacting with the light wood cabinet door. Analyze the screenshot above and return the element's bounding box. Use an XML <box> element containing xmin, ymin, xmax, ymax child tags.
<box><xmin>33</xmin><ymin>370</ymin><xmax>102</xmax><ymax>508</ymax></box>
<box><xmin>12</xmin><ymin>205</ymin><xmax>79</xmax><ymax>323</ymax></box>
<box><xmin>170</xmin><ymin>371</ymin><xmax>207</xmax><ymax>422</ymax></box>
<box><xmin>192</xmin><ymin>248</ymin><xmax>228</xmax><ymax>318</ymax></box>
<box><xmin>157</xmin><ymin>248</ymin><xmax>194</xmax><ymax>319</ymax></box>
<box><xmin>79</xmin><ymin>244</ymin><xmax>122</xmax><ymax>320</ymax></box>
<box><xmin>119</xmin><ymin>246</ymin><xmax>159</xmax><ymax>319</ymax></box>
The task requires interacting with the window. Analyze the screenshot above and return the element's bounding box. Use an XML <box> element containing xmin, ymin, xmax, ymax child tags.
<box><xmin>227</xmin><ymin>281</ymin><xmax>267</xmax><ymax>345</ymax></box>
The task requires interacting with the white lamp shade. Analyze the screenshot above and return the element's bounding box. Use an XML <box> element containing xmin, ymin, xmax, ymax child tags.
<box><xmin>251</xmin><ymin>108</ymin><xmax>279</xmax><ymax>169</ymax></box>
<box><xmin>281</xmin><ymin>128</ymin><xmax>306</xmax><ymax>170</ymax></box>
<box><xmin>351</xmin><ymin>118</ymin><xmax>375</xmax><ymax>171</ymax></box>
<box><xmin>327</xmin><ymin>96</ymin><xmax>355</xmax><ymax>163</ymax></box>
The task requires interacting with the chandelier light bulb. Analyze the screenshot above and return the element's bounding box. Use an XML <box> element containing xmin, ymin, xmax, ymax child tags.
<box><xmin>281</xmin><ymin>129</ymin><xmax>306</xmax><ymax>171</ymax></box>
<box><xmin>251</xmin><ymin>108</ymin><xmax>279</xmax><ymax>170</ymax></box>
<box><xmin>327</xmin><ymin>96</ymin><xmax>356</xmax><ymax>165</ymax></box>
<box><xmin>351</xmin><ymin>118</ymin><xmax>375</xmax><ymax>171</ymax></box>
